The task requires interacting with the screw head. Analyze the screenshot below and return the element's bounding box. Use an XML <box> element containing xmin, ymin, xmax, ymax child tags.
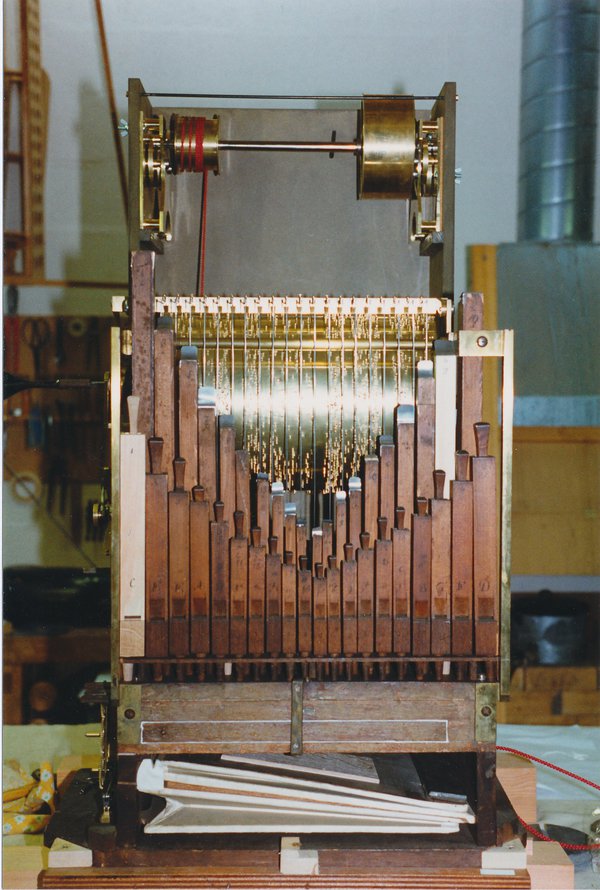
<box><xmin>124</xmin><ymin>708</ymin><xmax>135</xmax><ymax>720</ymax></box>
<box><xmin>481</xmin><ymin>705</ymin><xmax>492</xmax><ymax>718</ymax></box>
<box><xmin>477</xmin><ymin>335</ymin><xmax>488</xmax><ymax>348</ymax></box>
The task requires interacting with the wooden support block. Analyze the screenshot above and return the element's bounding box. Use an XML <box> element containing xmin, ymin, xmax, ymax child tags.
<box><xmin>248</xmin><ymin>528</ymin><xmax>266</xmax><ymax>657</ymax></box>
<box><xmin>451</xmin><ymin>451</ymin><xmax>474</xmax><ymax>655</ymax></box>
<box><xmin>375</xmin><ymin>519</ymin><xmax>393</xmax><ymax>656</ymax></box>
<box><xmin>497</xmin><ymin>752</ymin><xmax>537</xmax><ymax>825</ymax></box>
<box><xmin>348</xmin><ymin>478</ymin><xmax>362</xmax><ymax>555</ymax></box>
<box><xmin>229</xmin><ymin>512</ymin><xmax>248</xmax><ymax>657</ymax></box>
<box><xmin>527</xmin><ymin>841</ymin><xmax>574</xmax><ymax>890</ymax></box>
<box><xmin>297</xmin><ymin>556</ymin><xmax>313</xmax><ymax>656</ymax></box>
<box><xmin>411</xmin><ymin>498</ymin><xmax>432</xmax><ymax>657</ymax></box>
<box><xmin>334</xmin><ymin>491</ymin><xmax>347</xmax><ymax>567</ymax></box>
<box><xmin>153</xmin><ymin>323</ymin><xmax>175</xmax><ymax>490</ymax></box>
<box><xmin>458</xmin><ymin>292</ymin><xmax>484</xmax><ymax>456</ymax></box>
<box><xmin>145</xmin><ymin>437</ymin><xmax>168</xmax><ymax>658</ymax></box>
<box><xmin>362</xmin><ymin>455</ymin><xmax>379</xmax><ymax>547</ymax></box>
<box><xmin>234</xmin><ymin>450</ymin><xmax>251</xmax><ymax>536</ymax></box>
<box><xmin>511</xmin><ymin>665</ymin><xmax>599</xmax><ymax>693</ymax></box>
<box><xmin>281</xmin><ymin>552</ymin><xmax>297</xmax><ymax>656</ymax></box>
<box><xmin>120</xmin><ymin>396</ymin><xmax>145</xmax><ymax>658</ymax></box>
<box><xmin>210</xmin><ymin>501</ymin><xmax>230</xmax><ymax>657</ymax></box>
<box><xmin>416</xmin><ymin>361</ymin><xmax>435</xmax><ymax>501</ymax></box>
<box><xmin>178</xmin><ymin>354</ymin><xmax>198</xmax><ymax>490</ymax></box>
<box><xmin>392</xmin><ymin>508</ymin><xmax>411</xmax><ymax>656</ymax></box>
<box><xmin>256</xmin><ymin>473</ymin><xmax>270</xmax><ymax>548</ymax></box>
<box><xmin>326</xmin><ymin>555</ymin><xmax>342</xmax><ymax>656</ymax></box>
<box><xmin>378</xmin><ymin>436</ymin><xmax>395</xmax><ymax>539</ymax></box>
<box><xmin>197</xmin><ymin>405</ymin><xmax>217</xmax><ymax>519</ymax></box>
<box><xmin>395</xmin><ymin>404</ymin><xmax>415</xmax><ymax>521</ymax></box>
<box><xmin>265</xmin><ymin>537</ymin><xmax>282</xmax><ymax>656</ymax></box>
<box><xmin>168</xmin><ymin>457</ymin><xmax>190</xmax><ymax>657</ymax></box>
<box><xmin>190</xmin><ymin>486</ymin><xmax>210</xmax><ymax>656</ymax></box>
<box><xmin>219</xmin><ymin>416</ymin><xmax>236</xmax><ymax>537</ymax></box>
<box><xmin>357</xmin><ymin>533</ymin><xmax>374</xmax><ymax>655</ymax></box>
<box><xmin>313</xmin><ymin>563</ymin><xmax>328</xmax><ymax>656</ymax></box>
<box><xmin>472</xmin><ymin>423</ymin><xmax>499</xmax><ymax>657</ymax></box>
<box><xmin>559</xmin><ymin>689</ymin><xmax>600</xmax><ymax>715</ymax></box>
<box><xmin>341</xmin><ymin>543</ymin><xmax>358</xmax><ymax>657</ymax></box>
<box><xmin>431</xmin><ymin>469</ymin><xmax>451</xmax><ymax>656</ymax></box>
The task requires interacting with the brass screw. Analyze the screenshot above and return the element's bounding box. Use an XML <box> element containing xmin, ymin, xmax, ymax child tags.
<box><xmin>124</xmin><ymin>708</ymin><xmax>135</xmax><ymax>720</ymax></box>
<box><xmin>481</xmin><ymin>706</ymin><xmax>492</xmax><ymax>718</ymax></box>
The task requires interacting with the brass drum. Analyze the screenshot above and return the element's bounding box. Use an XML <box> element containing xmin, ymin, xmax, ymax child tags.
<box><xmin>360</xmin><ymin>97</ymin><xmax>415</xmax><ymax>199</ymax></box>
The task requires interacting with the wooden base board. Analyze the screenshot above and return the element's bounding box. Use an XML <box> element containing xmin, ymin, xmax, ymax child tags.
<box><xmin>38</xmin><ymin>867</ymin><xmax>531</xmax><ymax>888</ymax></box>
<box><xmin>496</xmin><ymin>753</ymin><xmax>537</xmax><ymax>824</ymax></box>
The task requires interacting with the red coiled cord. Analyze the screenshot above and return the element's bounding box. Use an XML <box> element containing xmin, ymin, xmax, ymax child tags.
<box><xmin>497</xmin><ymin>744</ymin><xmax>600</xmax><ymax>850</ymax></box>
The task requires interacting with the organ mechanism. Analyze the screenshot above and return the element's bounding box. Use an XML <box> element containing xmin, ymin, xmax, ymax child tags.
<box><xmin>104</xmin><ymin>79</ymin><xmax>514</xmax><ymax>849</ymax></box>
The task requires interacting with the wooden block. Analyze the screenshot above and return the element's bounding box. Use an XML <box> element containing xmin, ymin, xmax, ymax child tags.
<box><xmin>235</xmin><ymin>450</ymin><xmax>251</xmax><ymax>536</ymax></box>
<box><xmin>363</xmin><ymin>456</ymin><xmax>379</xmax><ymax>547</ymax></box>
<box><xmin>190</xmin><ymin>487</ymin><xmax>211</xmax><ymax>656</ymax></box>
<box><xmin>153</xmin><ymin>324</ymin><xmax>175</xmax><ymax>490</ymax></box>
<box><xmin>145</xmin><ymin>442</ymin><xmax>168</xmax><ymax>658</ymax></box>
<box><xmin>395</xmin><ymin>405</ymin><xmax>415</xmax><ymax>520</ymax></box>
<box><xmin>334</xmin><ymin>492</ymin><xmax>347</xmax><ymax>567</ymax></box>
<box><xmin>497</xmin><ymin>692</ymin><xmax>557</xmax><ymax>724</ymax></box>
<box><xmin>378</xmin><ymin>436</ymin><xmax>395</xmax><ymax>538</ymax></box>
<box><xmin>210</xmin><ymin>502</ymin><xmax>230</xmax><ymax>657</ymax></box>
<box><xmin>357</xmin><ymin>534</ymin><xmax>374</xmax><ymax>655</ymax></box>
<box><xmin>119</xmin><ymin>397</ymin><xmax>146</xmax><ymax>658</ymax></box>
<box><xmin>265</xmin><ymin>538</ymin><xmax>282</xmax><ymax>656</ymax></box>
<box><xmin>256</xmin><ymin>473</ymin><xmax>270</xmax><ymax>548</ymax></box>
<box><xmin>178</xmin><ymin>357</ymin><xmax>198</xmax><ymax>490</ymax></box>
<box><xmin>247</xmin><ymin>528</ymin><xmax>266</xmax><ymax>657</ymax></box>
<box><xmin>559</xmin><ymin>689</ymin><xmax>600</xmax><ymax>715</ymax></box>
<box><xmin>511</xmin><ymin>665</ymin><xmax>598</xmax><ymax>693</ymax></box>
<box><xmin>527</xmin><ymin>840</ymin><xmax>574</xmax><ymax>890</ymax></box>
<box><xmin>219</xmin><ymin>417</ymin><xmax>236</xmax><ymax>537</ymax></box>
<box><xmin>451</xmin><ymin>451</ymin><xmax>473</xmax><ymax>655</ymax></box>
<box><xmin>197</xmin><ymin>405</ymin><xmax>217</xmax><ymax>519</ymax></box>
<box><xmin>411</xmin><ymin>500</ymin><xmax>431</xmax><ymax>656</ymax></box>
<box><xmin>48</xmin><ymin>839</ymin><xmax>93</xmax><ymax>868</ymax></box>
<box><xmin>168</xmin><ymin>458</ymin><xmax>190</xmax><ymax>657</ymax></box>
<box><xmin>431</xmin><ymin>471</ymin><xmax>451</xmax><ymax>656</ymax></box>
<box><xmin>326</xmin><ymin>557</ymin><xmax>342</xmax><ymax>656</ymax></box>
<box><xmin>497</xmin><ymin>752</ymin><xmax>537</xmax><ymax>825</ymax></box>
<box><xmin>415</xmin><ymin>361</ymin><xmax>435</xmax><ymax>501</ymax></box>
<box><xmin>341</xmin><ymin>543</ymin><xmax>358</xmax><ymax>657</ymax></box>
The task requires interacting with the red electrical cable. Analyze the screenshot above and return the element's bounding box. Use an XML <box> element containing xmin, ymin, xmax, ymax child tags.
<box><xmin>180</xmin><ymin>116</ymin><xmax>187</xmax><ymax>171</ymax></box>
<box><xmin>497</xmin><ymin>744</ymin><xmax>600</xmax><ymax>850</ymax></box>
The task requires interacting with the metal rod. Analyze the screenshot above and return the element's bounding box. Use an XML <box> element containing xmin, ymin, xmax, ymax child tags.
<box><xmin>143</xmin><ymin>92</ymin><xmax>440</xmax><ymax>100</ymax></box>
<box><xmin>242</xmin><ymin>309</ymin><xmax>247</xmax><ymax>447</ymax></box>
<box><xmin>219</xmin><ymin>139</ymin><xmax>358</xmax><ymax>154</ymax></box>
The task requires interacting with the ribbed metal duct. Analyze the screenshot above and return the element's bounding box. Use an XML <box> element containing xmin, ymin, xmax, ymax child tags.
<box><xmin>518</xmin><ymin>0</ymin><xmax>600</xmax><ymax>241</ymax></box>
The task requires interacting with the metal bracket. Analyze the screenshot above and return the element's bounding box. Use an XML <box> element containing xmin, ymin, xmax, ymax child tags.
<box><xmin>459</xmin><ymin>329</ymin><xmax>514</xmax><ymax>698</ymax></box>
<box><xmin>290</xmin><ymin>680</ymin><xmax>304</xmax><ymax>755</ymax></box>
<box><xmin>475</xmin><ymin>683</ymin><xmax>499</xmax><ymax>743</ymax></box>
<box><xmin>117</xmin><ymin>684</ymin><xmax>141</xmax><ymax>745</ymax></box>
